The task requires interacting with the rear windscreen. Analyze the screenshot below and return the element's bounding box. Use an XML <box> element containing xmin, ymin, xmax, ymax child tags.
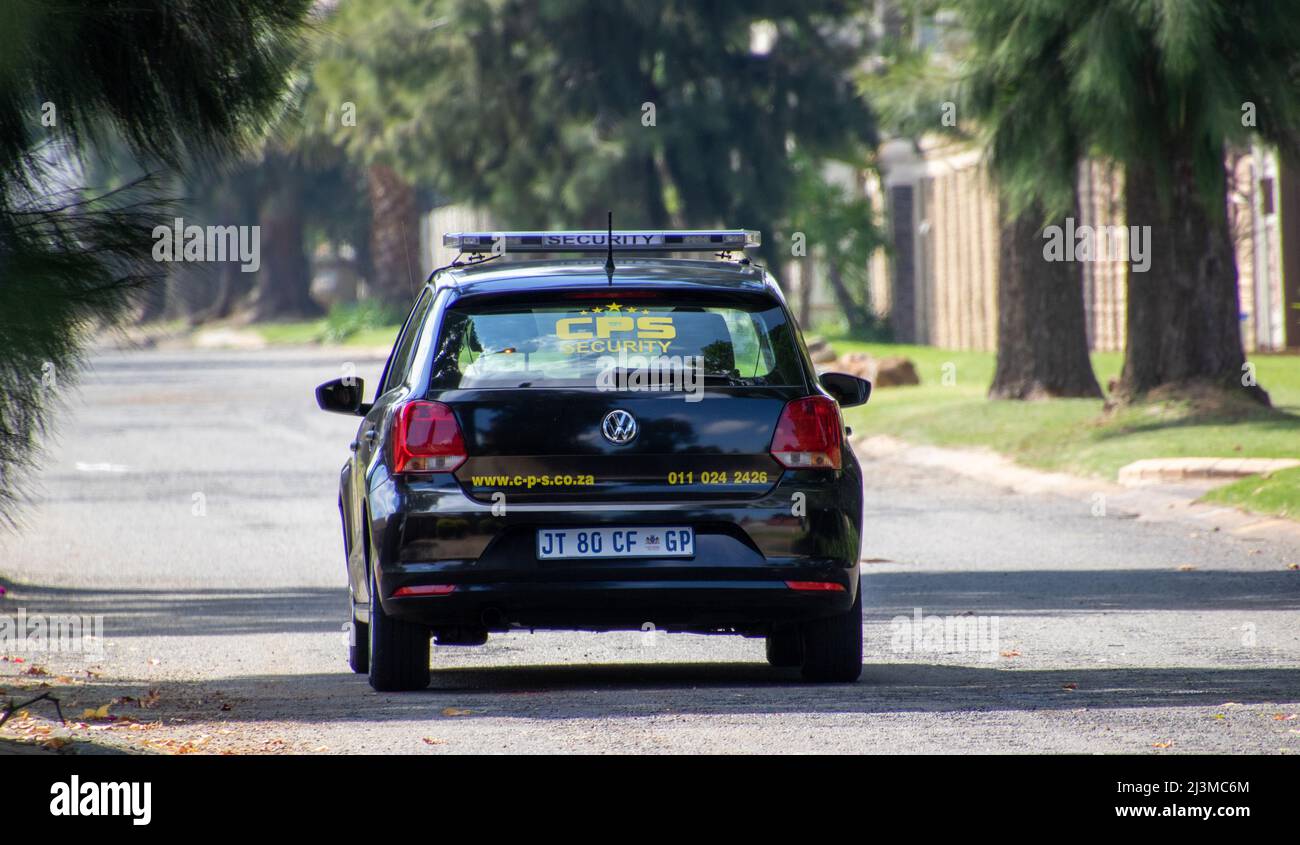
<box><xmin>427</xmin><ymin>294</ymin><xmax>806</xmax><ymax>389</ymax></box>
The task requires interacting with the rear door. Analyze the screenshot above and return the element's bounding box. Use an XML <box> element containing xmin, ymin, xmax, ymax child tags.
<box><xmin>347</xmin><ymin>288</ymin><xmax>431</xmax><ymax>596</ymax></box>
<box><xmin>425</xmin><ymin>288</ymin><xmax>811</xmax><ymax>503</ymax></box>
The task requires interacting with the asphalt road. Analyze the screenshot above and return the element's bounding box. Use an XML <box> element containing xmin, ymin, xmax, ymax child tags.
<box><xmin>1</xmin><ymin>347</ymin><xmax>1297</xmax><ymax>754</ymax></box>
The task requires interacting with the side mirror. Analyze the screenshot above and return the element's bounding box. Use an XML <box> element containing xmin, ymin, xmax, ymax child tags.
<box><xmin>315</xmin><ymin>377</ymin><xmax>368</xmax><ymax>415</ymax></box>
<box><xmin>819</xmin><ymin>372</ymin><xmax>871</xmax><ymax>408</ymax></box>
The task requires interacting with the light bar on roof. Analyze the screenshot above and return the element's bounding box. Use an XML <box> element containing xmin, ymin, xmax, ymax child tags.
<box><xmin>442</xmin><ymin>229</ymin><xmax>761</xmax><ymax>253</ymax></box>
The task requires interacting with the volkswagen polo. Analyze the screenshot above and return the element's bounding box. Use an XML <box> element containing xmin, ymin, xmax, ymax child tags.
<box><xmin>315</xmin><ymin>229</ymin><xmax>871</xmax><ymax>691</ymax></box>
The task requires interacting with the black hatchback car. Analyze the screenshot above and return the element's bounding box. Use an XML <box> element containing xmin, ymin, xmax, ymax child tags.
<box><xmin>316</xmin><ymin>230</ymin><xmax>871</xmax><ymax>691</ymax></box>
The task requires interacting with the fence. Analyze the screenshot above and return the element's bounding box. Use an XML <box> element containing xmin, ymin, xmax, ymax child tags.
<box><xmin>878</xmin><ymin>137</ymin><xmax>1295</xmax><ymax>352</ymax></box>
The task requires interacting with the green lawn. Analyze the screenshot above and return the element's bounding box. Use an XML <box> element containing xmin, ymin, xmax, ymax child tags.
<box><xmin>1202</xmin><ymin>465</ymin><xmax>1300</xmax><ymax>520</ymax></box>
<box><xmin>828</xmin><ymin>335</ymin><xmax>1300</xmax><ymax>517</ymax></box>
<box><xmin>254</xmin><ymin>318</ymin><xmax>401</xmax><ymax>348</ymax></box>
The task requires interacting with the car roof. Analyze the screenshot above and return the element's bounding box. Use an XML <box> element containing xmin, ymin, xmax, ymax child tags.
<box><xmin>432</xmin><ymin>257</ymin><xmax>774</xmax><ymax>298</ymax></box>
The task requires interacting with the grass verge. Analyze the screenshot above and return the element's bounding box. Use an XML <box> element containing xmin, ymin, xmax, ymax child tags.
<box><xmin>252</xmin><ymin>301</ymin><xmax>407</xmax><ymax>348</ymax></box>
<box><xmin>827</xmin><ymin>336</ymin><xmax>1300</xmax><ymax>517</ymax></box>
<box><xmin>254</xmin><ymin>319</ymin><xmax>399</xmax><ymax>348</ymax></box>
<box><xmin>1201</xmin><ymin>465</ymin><xmax>1300</xmax><ymax>521</ymax></box>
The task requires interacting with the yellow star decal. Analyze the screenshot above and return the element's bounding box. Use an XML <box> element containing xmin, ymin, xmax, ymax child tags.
<box><xmin>606</xmin><ymin>302</ymin><xmax>623</xmax><ymax>312</ymax></box>
<box><xmin>589</xmin><ymin>306</ymin><xmax>603</xmax><ymax>313</ymax></box>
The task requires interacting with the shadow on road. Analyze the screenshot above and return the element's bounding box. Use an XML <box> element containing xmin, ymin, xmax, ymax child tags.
<box><xmin>0</xmin><ymin>583</ymin><xmax>346</xmax><ymax>636</ymax></box>
<box><xmin>3</xmin><ymin>567</ymin><xmax>1297</xmax><ymax>740</ymax></box>
<box><xmin>868</xmin><ymin>569</ymin><xmax>1300</xmax><ymax>614</ymax></box>
<box><xmin>13</xmin><ymin>662</ymin><xmax>1292</xmax><ymax>731</ymax></box>
<box><xmin>3</xmin><ymin>566</ymin><xmax>1296</xmax><ymax>643</ymax></box>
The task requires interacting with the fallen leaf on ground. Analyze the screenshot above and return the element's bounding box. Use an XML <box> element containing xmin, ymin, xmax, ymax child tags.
<box><xmin>1177</xmin><ymin>565</ymin><xmax>1197</xmax><ymax>572</ymax></box>
<box><xmin>1000</xmin><ymin>650</ymin><xmax>1021</xmax><ymax>658</ymax></box>
<box><xmin>145</xmin><ymin>738</ymin><xmax>202</xmax><ymax>754</ymax></box>
<box><xmin>441</xmin><ymin>707</ymin><xmax>472</xmax><ymax>717</ymax></box>
<box><xmin>1062</xmin><ymin>683</ymin><xmax>1078</xmax><ymax>690</ymax></box>
<box><xmin>80</xmin><ymin>703</ymin><xmax>111</xmax><ymax>720</ymax></box>
<box><xmin>422</xmin><ymin>737</ymin><xmax>446</xmax><ymax>745</ymax></box>
<box><xmin>1152</xmin><ymin>741</ymin><xmax>1173</xmax><ymax>749</ymax></box>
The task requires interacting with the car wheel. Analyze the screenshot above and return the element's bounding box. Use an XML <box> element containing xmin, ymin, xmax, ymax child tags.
<box><xmin>765</xmin><ymin>626</ymin><xmax>803</xmax><ymax>667</ymax></box>
<box><xmin>799</xmin><ymin>585</ymin><xmax>863</xmax><ymax>682</ymax></box>
<box><xmin>347</xmin><ymin>613</ymin><xmax>369</xmax><ymax>674</ymax></box>
<box><xmin>366</xmin><ymin>547</ymin><xmax>430</xmax><ymax>692</ymax></box>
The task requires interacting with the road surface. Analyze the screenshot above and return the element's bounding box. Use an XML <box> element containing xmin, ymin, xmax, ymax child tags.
<box><xmin>1</xmin><ymin>348</ymin><xmax>1297</xmax><ymax>754</ymax></box>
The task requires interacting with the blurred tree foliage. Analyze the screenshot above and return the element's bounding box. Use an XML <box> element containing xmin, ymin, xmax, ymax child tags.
<box><xmin>145</xmin><ymin>63</ymin><xmax>373</xmax><ymax>322</ymax></box>
<box><xmin>0</xmin><ymin>0</ymin><xmax>311</xmax><ymax>521</ymax></box>
<box><xmin>784</xmin><ymin>152</ymin><xmax>888</xmax><ymax>338</ymax></box>
<box><xmin>313</xmin><ymin>0</ymin><xmax>878</xmax><ymax>268</ymax></box>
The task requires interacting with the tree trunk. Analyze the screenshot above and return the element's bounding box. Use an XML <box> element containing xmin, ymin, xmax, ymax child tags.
<box><xmin>988</xmin><ymin>197</ymin><xmax>1102</xmax><ymax>400</ymax></box>
<box><xmin>245</xmin><ymin>175</ymin><xmax>319</xmax><ymax>320</ymax></box>
<box><xmin>193</xmin><ymin>177</ymin><xmax>257</xmax><ymax>323</ymax></box>
<box><xmin>1117</xmin><ymin>152</ymin><xmax>1269</xmax><ymax>405</ymax></box>
<box><xmin>366</xmin><ymin>163</ymin><xmax>420</xmax><ymax>304</ymax></box>
<box><xmin>798</xmin><ymin>258</ymin><xmax>814</xmax><ymax>327</ymax></box>
<box><xmin>824</xmin><ymin>258</ymin><xmax>873</xmax><ymax>336</ymax></box>
<box><xmin>136</xmin><ymin>277</ymin><xmax>169</xmax><ymax>323</ymax></box>
<box><xmin>196</xmin><ymin>262</ymin><xmax>253</xmax><ymax>323</ymax></box>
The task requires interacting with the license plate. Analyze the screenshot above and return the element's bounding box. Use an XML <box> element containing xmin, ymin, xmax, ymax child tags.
<box><xmin>536</xmin><ymin>527</ymin><xmax>694</xmax><ymax>560</ymax></box>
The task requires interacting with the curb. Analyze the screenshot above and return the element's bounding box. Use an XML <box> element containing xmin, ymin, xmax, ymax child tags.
<box><xmin>853</xmin><ymin>434</ymin><xmax>1300</xmax><ymax>549</ymax></box>
<box><xmin>1117</xmin><ymin>457</ymin><xmax>1300</xmax><ymax>487</ymax></box>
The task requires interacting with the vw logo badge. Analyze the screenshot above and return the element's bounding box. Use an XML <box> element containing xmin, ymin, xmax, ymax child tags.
<box><xmin>601</xmin><ymin>409</ymin><xmax>638</xmax><ymax>445</ymax></box>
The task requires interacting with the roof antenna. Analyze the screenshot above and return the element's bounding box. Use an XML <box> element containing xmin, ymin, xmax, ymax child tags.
<box><xmin>604</xmin><ymin>210</ymin><xmax>615</xmax><ymax>285</ymax></box>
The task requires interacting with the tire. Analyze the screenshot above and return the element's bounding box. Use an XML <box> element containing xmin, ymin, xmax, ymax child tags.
<box><xmin>347</xmin><ymin>614</ymin><xmax>369</xmax><ymax>674</ymax></box>
<box><xmin>765</xmin><ymin>626</ymin><xmax>803</xmax><ymax>667</ymax></box>
<box><xmin>799</xmin><ymin>586</ymin><xmax>863</xmax><ymax>683</ymax></box>
<box><xmin>366</xmin><ymin>548</ymin><xmax>430</xmax><ymax>692</ymax></box>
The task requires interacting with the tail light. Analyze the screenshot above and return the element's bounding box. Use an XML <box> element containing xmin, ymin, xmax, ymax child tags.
<box><xmin>393</xmin><ymin>584</ymin><xmax>456</xmax><ymax>597</ymax></box>
<box><xmin>770</xmin><ymin>395</ymin><xmax>843</xmax><ymax>470</ymax></box>
<box><xmin>785</xmin><ymin>580</ymin><xmax>846</xmax><ymax>592</ymax></box>
<box><xmin>562</xmin><ymin>290</ymin><xmax>661</xmax><ymax>299</ymax></box>
<box><xmin>392</xmin><ymin>401</ymin><xmax>466</xmax><ymax>474</ymax></box>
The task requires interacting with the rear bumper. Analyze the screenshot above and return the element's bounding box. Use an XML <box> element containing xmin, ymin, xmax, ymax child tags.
<box><xmin>379</xmin><ymin>564</ymin><xmax>858</xmax><ymax>633</ymax></box>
